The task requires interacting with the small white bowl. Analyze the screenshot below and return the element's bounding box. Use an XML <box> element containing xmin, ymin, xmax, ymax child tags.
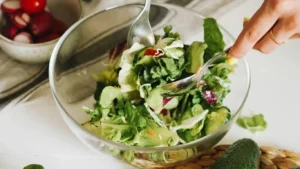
<box><xmin>0</xmin><ymin>0</ymin><xmax>82</xmax><ymax>64</ymax></box>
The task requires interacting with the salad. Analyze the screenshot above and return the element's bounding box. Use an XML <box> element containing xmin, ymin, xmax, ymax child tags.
<box><xmin>83</xmin><ymin>18</ymin><xmax>235</xmax><ymax>147</ymax></box>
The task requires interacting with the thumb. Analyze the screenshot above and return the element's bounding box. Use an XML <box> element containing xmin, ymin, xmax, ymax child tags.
<box><xmin>228</xmin><ymin>17</ymin><xmax>251</xmax><ymax>58</ymax></box>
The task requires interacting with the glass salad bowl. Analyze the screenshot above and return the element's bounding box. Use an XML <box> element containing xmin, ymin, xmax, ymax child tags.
<box><xmin>49</xmin><ymin>3</ymin><xmax>250</xmax><ymax>168</ymax></box>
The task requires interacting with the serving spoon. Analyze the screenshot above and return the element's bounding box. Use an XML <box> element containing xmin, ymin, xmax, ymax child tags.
<box><xmin>160</xmin><ymin>47</ymin><xmax>238</xmax><ymax>97</ymax></box>
<box><xmin>127</xmin><ymin>0</ymin><xmax>155</xmax><ymax>47</ymax></box>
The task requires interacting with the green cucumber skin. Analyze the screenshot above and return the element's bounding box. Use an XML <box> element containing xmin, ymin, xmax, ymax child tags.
<box><xmin>210</xmin><ymin>138</ymin><xmax>260</xmax><ymax>169</ymax></box>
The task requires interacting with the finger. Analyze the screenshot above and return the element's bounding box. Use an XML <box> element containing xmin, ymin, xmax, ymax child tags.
<box><xmin>243</xmin><ymin>17</ymin><xmax>250</xmax><ymax>28</ymax></box>
<box><xmin>290</xmin><ymin>33</ymin><xmax>300</xmax><ymax>39</ymax></box>
<box><xmin>228</xmin><ymin>1</ymin><xmax>280</xmax><ymax>58</ymax></box>
<box><xmin>253</xmin><ymin>17</ymin><xmax>299</xmax><ymax>54</ymax></box>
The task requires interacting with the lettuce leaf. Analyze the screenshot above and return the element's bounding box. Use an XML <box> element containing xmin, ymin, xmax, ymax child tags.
<box><xmin>118</xmin><ymin>42</ymin><xmax>145</xmax><ymax>93</ymax></box>
<box><xmin>210</xmin><ymin>62</ymin><xmax>235</xmax><ymax>79</ymax></box>
<box><xmin>171</xmin><ymin>105</ymin><xmax>208</xmax><ymax>142</ymax></box>
<box><xmin>236</xmin><ymin>114</ymin><xmax>267</xmax><ymax>133</ymax></box>
<box><xmin>99</xmin><ymin>86</ymin><xmax>123</xmax><ymax>108</ymax></box>
<box><xmin>163</xmin><ymin>25</ymin><xmax>180</xmax><ymax>40</ymax></box>
<box><xmin>158</xmin><ymin>57</ymin><xmax>186</xmax><ymax>80</ymax></box>
<box><xmin>186</xmin><ymin>41</ymin><xmax>207</xmax><ymax>73</ymax></box>
<box><xmin>83</xmin><ymin>106</ymin><xmax>102</xmax><ymax>122</ymax></box>
<box><xmin>171</xmin><ymin>108</ymin><xmax>208</xmax><ymax>132</ymax></box>
<box><xmin>163</xmin><ymin>40</ymin><xmax>184</xmax><ymax>59</ymax></box>
<box><xmin>177</xmin><ymin>117</ymin><xmax>206</xmax><ymax>142</ymax></box>
<box><xmin>203</xmin><ymin>18</ymin><xmax>226</xmax><ymax>61</ymax></box>
<box><xmin>203</xmin><ymin>71</ymin><xmax>231</xmax><ymax>107</ymax></box>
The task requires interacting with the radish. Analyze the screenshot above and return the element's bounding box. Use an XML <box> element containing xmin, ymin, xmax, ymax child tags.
<box><xmin>5</xmin><ymin>26</ymin><xmax>18</xmax><ymax>39</ymax></box>
<box><xmin>36</xmin><ymin>33</ymin><xmax>60</xmax><ymax>43</ymax></box>
<box><xmin>1</xmin><ymin>0</ymin><xmax>21</xmax><ymax>14</ymax></box>
<box><xmin>13</xmin><ymin>32</ymin><xmax>32</xmax><ymax>44</ymax></box>
<box><xmin>29</xmin><ymin>11</ymin><xmax>54</xmax><ymax>36</ymax></box>
<box><xmin>12</xmin><ymin>14</ymin><xmax>27</xmax><ymax>28</ymax></box>
<box><xmin>10</xmin><ymin>11</ymin><xmax>30</xmax><ymax>28</ymax></box>
<box><xmin>17</xmin><ymin>12</ymin><xmax>30</xmax><ymax>23</ymax></box>
<box><xmin>52</xmin><ymin>19</ymin><xmax>67</xmax><ymax>34</ymax></box>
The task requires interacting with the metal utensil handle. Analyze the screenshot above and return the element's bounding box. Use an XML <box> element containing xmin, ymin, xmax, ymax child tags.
<box><xmin>195</xmin><ymin>46</ymin><xmax>231</xmax><ymax>82</ymax></box>
<box><xmin>145</xmin><ymin>0</ymin><xmax>151</xmax><ymax>14</ymax></box>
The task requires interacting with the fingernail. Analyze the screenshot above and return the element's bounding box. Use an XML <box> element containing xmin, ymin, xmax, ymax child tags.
<box><xmin>226</xmin><ymin>57</ymin><xmax>239</xmax><ymax>65</ymax></box>
<box><xmin>244</xmin><ymin>17</ymin><xmax>251</xmax><ymax>22</ymax></box>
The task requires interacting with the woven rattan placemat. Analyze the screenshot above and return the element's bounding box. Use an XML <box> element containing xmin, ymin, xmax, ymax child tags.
<box><xmin>171</xmin><ymin>145</ymin><xmax>300</xmax><ymax>169</ymax></box>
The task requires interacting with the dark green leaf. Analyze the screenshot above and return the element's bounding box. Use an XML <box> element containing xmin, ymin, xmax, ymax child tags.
<box><xmin>203</xmin><ymin>18</ymin><xmax>226</xmax><ymax>61</ymax></box>
<box><xmin>84</xmin><ymin>106</ymin><xmax>102</xmax><ymax>122</ymax></box>
<box><xmin>158</xmin><ymin>58</ymin><xmax>182</xmax><ymax>79</ymax></box>
<box><xmin>203</xmin><ymin>72</ymin><xmax>231</xmax><ymax>107</ymax></box>
<box><xmin>163</xmin><ymin>25</ymin><xmax>180</xmax><ymax>40</ymax></box>
<box><xmin>186</xmin><ymin>41</ymin><xmax>207</xmax><ymax>73</ymax></box>
<box><xmin>124</xmin><ymin>102</ymin><xmax>148</xmax><ymax>129</ymax></box>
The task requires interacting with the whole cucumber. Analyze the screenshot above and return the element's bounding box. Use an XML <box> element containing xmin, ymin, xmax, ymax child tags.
<box><xmin>210</xmin><ymin>138</ymin><xmax>260</xmax><ymax>169</ymax></box>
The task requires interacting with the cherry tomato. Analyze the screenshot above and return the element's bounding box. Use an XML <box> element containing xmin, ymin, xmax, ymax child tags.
<box><xmin>20</xmin><ymin>0</ymin><xmax>46</xmax><ymax>15</ymax></box>
<box><xmin>144</xmin><ymin>49</ymin><xmax>157</xmax><ymax>56</ymax></box>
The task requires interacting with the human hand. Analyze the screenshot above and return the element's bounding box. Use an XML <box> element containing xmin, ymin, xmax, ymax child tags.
<box><xmin>228</xmin><ymin>0</ymin><xmax>300</xmax><ymax>58</ymax></box>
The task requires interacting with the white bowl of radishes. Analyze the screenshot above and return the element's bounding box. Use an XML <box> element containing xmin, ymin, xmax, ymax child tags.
<box><xmin>0</xmin><ymin>0</ymin><xmax>82</xmax><ymax>63</ymax></box>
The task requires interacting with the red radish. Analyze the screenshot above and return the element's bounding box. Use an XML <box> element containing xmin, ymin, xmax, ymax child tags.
<box><xmin>1</xmin><ymin>0</ymin><xmax>21</xmax><ymax>14</ymax></box>
<box><xmin>13</xmin><ymin>32</ymin><xmax>32</xmax><ymax>44</ymax></box>
<box><xmin>162</xmin><ymin>97</ymin><xmax>173</xmax><ymax>106</ymax></box>
<box><xmin>29</xmin><ymin>11</ymin><xmax>54</xmax><ymax>36</ymax></box>
<box><xmin>36</xmin><ymin>33</ymin><xmax>60</xmax><ymax>43</ymax></box>
<box><xmin>9</xmin><ymin>10</ymin><xmax>31</xmax><ymax>28</ymax></box>
<box><xmin>5</xmin><ymin>26</ymin><xmax>18</xmax><ymax>39</ymax></box>
<box><xmin>17</xmin><ymin>11</ymin><xmax>30</xmax><ymax>23</ymax></box>
<box><xmin>8</xmin><ymin>13</ymin><xmax>14</xmax><ymax>21</ymax></box>
<box><xmin>52</xmin><ymin>19</ymin><xmax>67</xmax><ymax>34</ymax></box>
<box><xmin>12</xmin><ymin>14</ymin><xmax>27</xmax><ymax>28</ymax></box>
<box><xmin>20</xmin><ymin>0</ymin><xmax>46</xmax><ymax>15</ymax></box>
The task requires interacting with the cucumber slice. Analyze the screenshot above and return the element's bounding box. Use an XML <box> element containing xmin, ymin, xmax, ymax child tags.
<box><xmin>204</xmin><ymin>107</ymin><xmax>229</xmax><ymax>135</ymax></box>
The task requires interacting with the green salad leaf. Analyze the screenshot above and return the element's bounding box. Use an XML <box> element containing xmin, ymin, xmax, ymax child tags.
<box><xmin>203</xmin><ymin>18</ymin><xmax>226</xmax><ymax>61</ymax></box>
<box><xmin>163</xmin><ymin>40</ymin><xmax>184</xmax><ymax>59</ymax></box>
<box><xmin>83</xmin><ymin>106</ymin><xmax>102</xmax><ymax>122</ymax></box>
<box><xmin>186</xmin><ymin>41</ymin><xmax>207</xmax><ymax>73</ymax></box>
<box><xmin>177</xmin><ymin>117</ymin><xmax>206</xmax><ymax>142</ymax></box>
<box><xmin>118</xmin><ymin>43</ymin><xmax>145</xmax><ymax>93</ymax></box>
<box><xmin>83</xmin><ymin>19</ymin><xmax>235</xmax><ymax>150</ymax></box>
<box><xmin>99</xmin><ymin>86</ymin><xmax>123</xmax><ymax>109</ymax></box>
<box><xmin>163</xmin><ymin>25</ymin><xmax>180</xmax><ymax>40</ymax></box>
<box><xmin>203</xmin><ymin>71</ymin><xmax>231</xmax><ymax>106</ymax></box>
<box><xmin>236</xmin><ymin>114</ymin><xmax>267</xmax><ymax>133</ymax></box>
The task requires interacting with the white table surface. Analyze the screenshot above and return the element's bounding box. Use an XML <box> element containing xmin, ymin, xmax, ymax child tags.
<box><xmin>1</xmin><ymin>0</ymin><xmax>300</xmax><ymax>168</ymax></box>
